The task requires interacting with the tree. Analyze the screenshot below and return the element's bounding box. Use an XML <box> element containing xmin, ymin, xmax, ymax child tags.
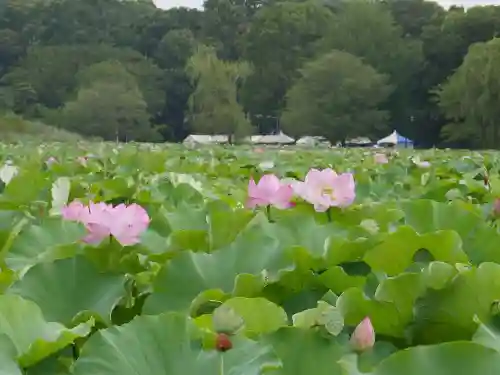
<box><xmin>318</xmin><ymin>0</ymin><xmax>422</xmax><ymax>141</ymax></box>
<box><xmin>0</xmin><ymin>29</ymin><xmax>22</xmax><ymax>75</ymax></box>
<box><xmin>186</xmin><ymin>45</ymin><xmax>253</xmax><ymax>143</ymax></box>
<box><xmin>382</xmin><ymin>0</ymin><xmax>445</xmax><ymax>38</ymax></box>
<box><xmin>2</xmin><ymin>44</ymin><xmax>164</xmax><ymax>115</ymax></box>
<box><xmin>155</xmin><ymin>29</ymin><xmax>196</xmax><ymax>70</ymax></box>
<box><xmin>55</xmin><ymin>59</ymin><xmax>162</xmax><ymax>141</ymax></box>
<box><xmin>241</xmin><ymin>1</ymin><xmax>333</xmax><ymax>132</ymax></box>
<box><xmin>281</xmin><ymin>50</ymin><xmax>392</xmax><ymax>144</ymax></box>
<box><xmin>133</xmin><ymin>7</ymin><xmax>204</xmax><ymax>57</ymax></box>
<box><xmin>59</xmin><ymin>81</ymin><xmax>159</xmax><ymax>142</ymax></box>
<box><xmin>320</xmin><ymin>1</ymin><xmax>422</xmax><ymax>85</ymax></box>
<box><xmin>407</xmin><ymin>5</ymin><xmax>500</xmax><ymax>146</ymax></box>
<box><xmin>76</xmin><ymin>60</ymin><xmax>138</xmax><ymax>90</ymax></box>
<box><xmin>154</xmin><ymin>29</ymin><xmax>197</xmax><ymax>141</ymax></box>
<box><xmin>438</xmin><ymin>37</ymin><xmax>500</xmax><ymax>149</ymax></box>
<box><xmin>24</xmin><ymin>0</ymin><xmax>156</xmax><ymax>46</ymax></box>
<box><xmin>202</xmin><ymin>0</ymin><xmax>248</xmax><ymax>60</ymax></box>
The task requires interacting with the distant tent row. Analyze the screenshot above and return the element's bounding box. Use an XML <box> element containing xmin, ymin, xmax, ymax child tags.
<box><xmin>183</xmin><ymin>131</ymin><xmax>295</xmax><ymax>146</ymax></box>
<box><xmin>182</xmin><ymin>130</ymin><xmax>414</xmax><ymax>148</ymax></box>
<box><xmin>342</xmin><ymin>131</ymin><xmax>413</xmax><ymax>148</ymax></box>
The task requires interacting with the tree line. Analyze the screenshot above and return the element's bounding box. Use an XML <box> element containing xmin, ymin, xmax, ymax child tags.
<box><xmin>1</xmin><ymin>0</ymin><xmax>500</xmax><ymax>148</ymax></box>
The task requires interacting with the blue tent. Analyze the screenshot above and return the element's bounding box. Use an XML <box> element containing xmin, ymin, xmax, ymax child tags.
<box><xmin>377</xmin><ymin>131</ymin><xmax>413</xmax><ymax>147</ymax></box>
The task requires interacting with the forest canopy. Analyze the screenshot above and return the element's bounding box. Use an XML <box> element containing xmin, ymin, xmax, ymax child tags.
<box><xmin>1</xmin><ymin>0</ymin><xmax>500</xmax><ymax>148</ymax></box>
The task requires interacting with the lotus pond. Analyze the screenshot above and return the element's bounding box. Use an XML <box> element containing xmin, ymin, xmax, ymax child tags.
<box><xmin>0</xmin><ymin>142</ymin><xmax>500</xmax><ymax>374</ymax></box>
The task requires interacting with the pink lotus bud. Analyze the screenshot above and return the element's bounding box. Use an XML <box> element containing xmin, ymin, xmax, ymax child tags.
<box><xmin>350</xmin><ymin>317</ymin><xmax>375</xmax><ymax>352</ymax></box>
<box><xmin>46</xmin><ymin>157</ymin><xmax>57</xmax><ymax>166</ymax></box>
<box><xmin>374</xmin><ymin>153</ymin><xmax>388</xmax><ymax>164</ymax></box>
<box><xmin>493</xmin><ymin>198</ymin><xmax>500</xmax><ymax>217</ymax></box>
<box><xmin>77</xmin><ymin>156</ymin><xmax>88</xmax><ymax>166</ymax></box>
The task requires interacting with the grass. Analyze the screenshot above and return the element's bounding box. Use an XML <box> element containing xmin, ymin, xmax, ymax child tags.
<box><xmin>0</xmin><ymin>112</ymin><xmax>86</xmax><ymax>143</ymax></box>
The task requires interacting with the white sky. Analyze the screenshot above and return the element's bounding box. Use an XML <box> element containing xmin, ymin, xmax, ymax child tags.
<box><xmin>153</xmin><ymin>0</ymin><xmax>500</xmax><ymax>10</ymax></box>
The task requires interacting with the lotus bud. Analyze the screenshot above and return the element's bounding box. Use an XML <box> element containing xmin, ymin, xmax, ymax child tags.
<box><xmin>493</xmin><ymin>198</ymin><xmax>500</xmax><ymax>217</ymax></box>
<box><xmin>212</xmin><ymin>305</ymin><xmax>244</xmax><ymax>335</ymax></box>
<box><xmin>215</xmin><ymin>333</ymin><xmax>233</xmax><ymax>352</ymax></box>
<box><xmin>350</xmin><ymin>317</ymin><xmax>375</xmax><ymax>352</ymax></box>
<box><xmin>374</xmin><ymin>153</ymin><xmax>388</xmax><ymax>164</ymax></box>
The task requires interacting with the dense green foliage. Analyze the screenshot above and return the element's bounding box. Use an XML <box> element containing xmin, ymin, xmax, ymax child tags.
<box><xmin>1</xmin><ymin>143</ymin><xmax>500</xmax><ymax>373</ymax></box>
<box><xmin>2</xmin><ymin>0</ymin><xmax>500</xmax><ymax>147</ymax></box>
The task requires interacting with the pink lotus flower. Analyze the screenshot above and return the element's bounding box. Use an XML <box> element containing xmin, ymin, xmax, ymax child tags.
<box><xmin>83</xmin><ymin>202</ymin><xmax>115</xmax><ymax>244</ymax></box>
<box><xmin>374</xmin><ymin>153</ymin><xmax>388</xmax><ymax>164</ymax></box>
<box><xmin>108</xmin><ymin>204</ymin><xmax>151</xmax><ymax>245</ymax></box>
<box><xmin>247</xmin><ymin>174</ymin><xmax>294</xmax><ymax>209</ymax></box>
<box><xmin>350</xmin><ymin>317</ymin><xmax>375</xmax><ymax>352</ymax></box>
<box><xmin>293</xmin><ymin>168</ymin><xmax>355</xmax><ymax>212</ymax></box>
<box><xmin>77</xmin><ymin>156</ymin><xmax>88</xmax><ymax>166</ymax></box>
<box><xmin>61</xmin><ymin>201</ymin><xmax>87</xmax><ymax>222</ymax></box>
<box><xmin>46</xmin><ymin>157</ymin><xmax>57</xmax><ymax>166</ymax></box>
<box><xmin>61</xmin><ymin>201</ymin><xmax>150</xmax><ymax>246</ymax></box>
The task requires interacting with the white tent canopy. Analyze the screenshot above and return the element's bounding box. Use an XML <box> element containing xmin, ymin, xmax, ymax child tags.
<box><xmin>296</xmin><ymin>136</ymin><xmax>330</xmax><ymax>147</ymax></box>
<box><xmin>250</xmin><ymin>131</ymin><xmax>294</xmax><ymax>144</ymax></box>
<box><xmin>183</xmin><ymin>134</ymin><xmax>229</xmax><ymax>145</ymax></box>
<box><xmin>377</xmin><ymin>131</ymin><xmax>398</xmax><ymax>145</ymax></box>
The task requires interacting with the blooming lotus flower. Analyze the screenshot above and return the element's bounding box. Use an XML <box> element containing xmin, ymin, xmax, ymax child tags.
<box><xmin>82</xmin><ymin>202</ymin><xmax>115</xmax><ymax>244</ymax></box>
<box><xmin>350</xmin><ymin>317</ymin><xmax>375</xmax><ymax>352</ymax></box>
<box><xmin>108</xmin><ymin>204</ymin><xmax>150</xmax><ymax>245</ymax></box>
<box><xmin>61</xmin><ymin>201</ymin><xmax>150</xmax><ymax>246</ymax></box>
<box><xmin>374</xmin><ymin>153</ymin><xmax>388</xmax><ymax>164</ymax></box>
<box><xmin>247</xmin><ymin>174</ymin><xmax>294</xmax><ymax>209</ymax></box>
<box><xmin>293</xmin><ymin>168</ymin><xmax>355</xmax><ymax>212</ymax></box>
<box><xmin>61</xmin><ymin>201</ymin><xmax>88</xmax><ymax>222</ymax></box>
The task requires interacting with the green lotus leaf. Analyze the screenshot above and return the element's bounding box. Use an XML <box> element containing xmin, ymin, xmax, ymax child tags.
<box><xmin>72</xmin><ymin>312</ymin><xmax>279</xmax><ymax>375</ymax></box>
<box><xmin>5</xmin><ymin>219</ymin><xmax>85</xmax><ymax>273</ymax></box>
<box><xmin>144</xmin><ymin>218</ymin><xmax>294</xmax><ymax>314</ymax></box>
<box><xmin>412</xmin><ymin>262</ymin><xmax>500</xmax><ymax>344</ymax></box>
<box><xmin>372</xmin><ymin>342</ymin><xmax>500</xmax><ymax>375</ymax></box>
<box><xmin>364</xmin><ymin>226</ymin><xmax>468</xmax><ymax>276</ymax></box>
<box><xmin>218</xmin><ymin>297</ymin><xmax>288</xmax><ymax>335</ymax></box>
<box><xmin>0</xmin><ymin>295</ymin><xmax>93</xmax><ymax>367</ymax></box>
<box><xmin>265</xmin><ymin>327</ymin><xmax>348</xmax><ymax>375</ymax></box>
<box><xmin>0</xmin><ymin>334</ymin><xmax>22</xmax><ymax>375</ymax></box>
<box><xmin>8</xmin><ymin>256</ymin><xmax>126</xmax><ymax>325</ymax></box>
<box><xmin>402</xmin><ymin>199</ymin><xmax>500</xmax><ymax>264</ymax></box>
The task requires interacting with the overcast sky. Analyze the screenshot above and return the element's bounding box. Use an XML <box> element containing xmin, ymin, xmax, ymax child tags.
<box><xmin>153</xmin><ymin>0</ymin><xmax>500</xmax><ymax>10</ymax></box>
